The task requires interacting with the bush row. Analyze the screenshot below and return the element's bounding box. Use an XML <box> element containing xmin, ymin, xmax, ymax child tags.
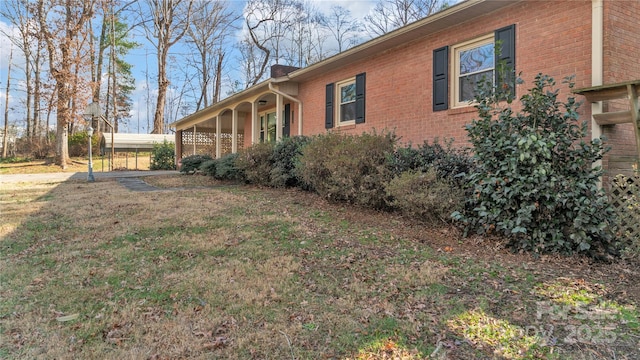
<box><xmin>178</xmin><ymin>74</ymin><xmax>624</xmax><ymax>258</ymax></box>
<box><xmin>180</xmin><ymin>132</ymin><xmax>468</xmax><ymax>224</ymax></box>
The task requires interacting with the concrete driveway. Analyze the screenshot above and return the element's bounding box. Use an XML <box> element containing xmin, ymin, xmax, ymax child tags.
<box><xmin>0</xmin><ymin>170</ymin><xmax>179</xmax><ymax>184</ymax></box>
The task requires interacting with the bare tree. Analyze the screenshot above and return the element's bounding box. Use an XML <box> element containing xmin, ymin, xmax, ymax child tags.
<box><xmin>185</xmin><ymin>0</ymin><xmax>238</xmax><ymax>110</ymax></box>
<box><xmin>323</xmin><ymin>5</ymin><xmax>361</xmax><ymax>53</ymax></box>
<box><xmin>282</xmin><ymin>0</ymin><xmax>328</xmax><ymax>67</ymax></box>
<box><xmin>37</xmin><ymin>0</ymin><xmax>95</xmax><ymax>168</ymax></box>
<box><xmin>237</xmin><ymin>37</ymin><xmax>265</xmax><ymax>89</ymax></box>
<box><xmin>2</xmin><ymin>45</ymin><xmax>14</xmax><ymax>158</ymax></box>
<box><xmin>90</xmin><ymin>0</ymin><xmax>137</xmax><ymax>132</ymax></box>
<box><xmin>1</xmin><ymin>0</ymin><xmax>36</xmax><ymax>140</ymax></box>
<box><xmin>243</xmin><ymin>0</ymin><xmax>277</xmax><ymax>86</ymax></box>
<box><xmin>140</xmin><ymin>0</ymin><xmax>193</xmax><ymax>134</ymax></box>
<box><xmin>364</xmin><ymin>0</ymin><xmax>445</xmax><ymax>37</ymax></box>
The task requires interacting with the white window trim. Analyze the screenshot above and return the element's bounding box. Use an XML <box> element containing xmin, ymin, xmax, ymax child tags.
<box><xmin>259</xmin><ymin>110</ymin><xmax>277</xmax><ymax>143</ymax></box>
<box><xmin>451</xmin><ymin>33</ymin><xmax>494</xmax><ymax>108</ymax></box>
<box><xmin>336</xmin><ymin>77</ymin><xmax>356</xmax><ymax>126</ymax></box>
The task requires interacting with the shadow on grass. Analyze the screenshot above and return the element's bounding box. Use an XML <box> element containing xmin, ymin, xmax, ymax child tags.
<box><xmin>1</xmin><ymin>176</ymin><xmax>639</xmax><ymax>360</ymax></box>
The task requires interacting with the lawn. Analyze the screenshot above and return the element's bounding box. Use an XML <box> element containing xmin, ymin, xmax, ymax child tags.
<box><xmin>1</xmin><ymin>174</ymin><xmax>639</xmax><ymax>359</ymax></box>
<box><xmin>0</xmin><ymin>154</ymin><xmax>152</xmax><ymax>175</ymax></box>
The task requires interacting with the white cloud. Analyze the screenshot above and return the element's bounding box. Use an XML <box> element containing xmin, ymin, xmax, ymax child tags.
<box><xmin>0</xmin><ymin>20</ymin><xmax>26</xmax><ymax>73</ymax></box>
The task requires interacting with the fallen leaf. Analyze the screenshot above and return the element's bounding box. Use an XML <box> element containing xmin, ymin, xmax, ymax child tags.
<box><xmin>56</xmin><ymin>313</ymin><xmax>79</xmax><ymax>322</ymax></box>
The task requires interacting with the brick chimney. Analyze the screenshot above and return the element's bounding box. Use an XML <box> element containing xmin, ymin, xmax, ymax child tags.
<box><xmin>270</xmin><ymin>64</ymin><xmax>300</xmax><ymax>78</ymax></box>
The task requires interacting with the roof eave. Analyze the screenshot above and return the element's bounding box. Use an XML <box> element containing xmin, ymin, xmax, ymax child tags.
<box><xmin>287</xmin><ymin>0</ymin><xmax>520</xmax><ymax>82</ymax></box>
<box><xmin>169</xmin><ymin>80</ymin><xmax>271</xmax><ymax>129</ymax></box>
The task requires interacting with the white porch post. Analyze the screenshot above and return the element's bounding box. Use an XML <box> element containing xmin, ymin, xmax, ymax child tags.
<box><xmin>252</xmin><ymin>101</ymin><xmax>259</xmax><ymax>144</ymax></box>
<box><xmin>232</xmin><ymin>109</ymin><xmax>238</xmax><ymax>153</ymax></box>
<box><xmin>591</xmin><ymin>0</ymin><xmax>604</xmax><ymax>138</ymax></box>
<box><xmin>592</xmin><ymin>0</ymin><xmax>604</xmax><ymax>184</ymax></box>
<box><xmin>216</xmin><ymin>116</ymin><xmax>221</xmax><ymax>158</ymax></box>
<box><xmin>276</xmin><ymin>93</ymin><xmax>283</xmax><ymax>141</ymax></box>
<box><xmin>193</xmin><ymin>125</ymin><xmax>197</xmax><ymax>155</ymax></box>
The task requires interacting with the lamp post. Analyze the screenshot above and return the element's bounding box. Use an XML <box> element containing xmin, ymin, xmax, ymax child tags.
<box><xmin>87</xmin><ymin>126</ymin><xmax>95</xmax><ymax>182</ymax></box>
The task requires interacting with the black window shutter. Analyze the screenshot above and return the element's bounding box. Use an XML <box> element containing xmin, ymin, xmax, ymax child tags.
<box><xmin>433</xmin><ymin>46</ymin><xmax>449</xmax><ymax>111</ymax></box>
<box><xmin>283</xmin><ymin>103</ymin><xmax>291</xmax><ymax>137</ymax></box>
<box><xmin>355</xmin><ymin>73</ymin><xmax>366</xmax><ymax>124</ymax></box>
<box><xmin>495</xmin><ymin>24</ymin><xmax>516</xmax><ymax>98</ymax></box>
<box><xmin>325</xmin><ymin>83</ymin><xmax>334</xmax><ymax>129</ymax></box>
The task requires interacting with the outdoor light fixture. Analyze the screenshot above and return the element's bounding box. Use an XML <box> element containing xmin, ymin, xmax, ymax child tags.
<box><xmin>87</xmin><ymin>126</ymin><xmax>95</xmax><ymax>182</ymax></box>
<box><xmin>258</xmin><ymin>100</ymin><xmax>267</xmax><ymax>105</ymax></box>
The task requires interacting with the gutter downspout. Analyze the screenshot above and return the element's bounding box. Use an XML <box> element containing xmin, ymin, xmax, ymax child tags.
<box><xmin>269</xmin><ymin>82</ymin><xmax>303</xmax><ymax>136</ymax></box>
<box><xmin>592</xmin><ymin>0</ymin><xmax>604</xmax><ymax>185</ymax></box>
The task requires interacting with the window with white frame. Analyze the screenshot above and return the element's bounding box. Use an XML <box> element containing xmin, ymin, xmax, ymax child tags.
<box><xmin>432</xmin><ymin>25</ymin><xmax>514</xmax><ymax>112</ymax></box>
<box><xmin>337</xmin><ymin>78</ymin><xmax>356</xmax><ymax>124</ymax></box>
<box><xmin>452</xmin><ymin>35</ymin><xmax>495</xmax><ymax>107</ymax></box>
<box><xmin>259</xmin><ymin>112</ymin><xmax>276</xmax><ymax>143</ymax></box>
<box><xmin>325</xmin><ymin>72</ymin><xmax>366</xmax><ymax>129</ymax></box>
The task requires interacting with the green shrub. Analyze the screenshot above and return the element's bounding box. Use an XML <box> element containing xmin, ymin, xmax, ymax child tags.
<box><xmin>387</xmin><ymin>145</ymin><xmax>424</xmax><ymax>174</ymax></box>
<box><xmin>388</xmin><ymin>140</ymin><xmax>474</xmax><ymax>185</ymax></box>
<box><xmin>236</xmin><ymin>143</ymin><xmax>275</xmax><ymax>186</ymax></box>
<box><xmin>199</xmin><ymin>159</ymin><xmax>217</xmax><ymax>177</ymax></box>
<box><xmin>270</xmin><ymin>136</ymin><xmax>311</xmax><ymax>188</ymax></box>
<box><xmin>214</xmin><ymin>153</ymin><xmax>242</xmax><ymax>180</ymax></box>
<box><xmin>0</xmin><ymin>156</ymin><xmax>33</xmax><ymax>164</ymax></box>
<box><xmin>453</xmin><ymin>74</ymin><xmax>617</xmax><ymax>256</ymax></box>
<box><xmin>419</xmin><ymin>141</ymin><xmax>474</xmax><ymax>185</ymax></box>
<box><xmin>68</xmin><ymin>131</ymin><xmax>99</xmax><ymax>157</ymax></box>
<box><xmin>386</xmin><ymin>169</ymin><xmax>464</xmax><ymax>224</ymax></box>
<box><xmin>297</xmin><ymin>131</ymin><xmax>396</xmax><ymax>209</ymax></box>
<box><xmin>180</xmin><ymin>154</ymin><xmax>213</xmax><ymax>174</ymax></box>
<box><xmin>150</xmin><ymin>140</ymin><xmax>176</xmax><ymax>170</ymax></box>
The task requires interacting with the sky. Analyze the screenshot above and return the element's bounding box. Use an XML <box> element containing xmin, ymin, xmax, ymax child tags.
<box><xmin>0</xmin><ymin>0</ymin><xmax>447</xmax><ymax>134</ymax></box>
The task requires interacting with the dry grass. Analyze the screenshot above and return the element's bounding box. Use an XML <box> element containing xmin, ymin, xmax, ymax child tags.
<box><xmin>1</xmin><ymin>175</ymin><xmax>639</xmax><ymax>359</ymax></box>
<box><xmin>1</xmin><ymin>153</ymin><xmax>153</xmax><ymax>175</ymax></box>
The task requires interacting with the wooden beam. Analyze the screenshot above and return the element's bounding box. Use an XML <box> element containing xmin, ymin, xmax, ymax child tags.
<box><xmin>592</xmin><ymin>110</ymin><xmax>633</xmax><ymax>125</ymax></box>
<box><xmin>573</xmin><ymin>81</ymin><xmax>640</xmax><ymax>102</ymax></box>
<box><xmin>628</xmin><ymin>84</ymin><xmax>640</xmax><ymax>165</ymax></box>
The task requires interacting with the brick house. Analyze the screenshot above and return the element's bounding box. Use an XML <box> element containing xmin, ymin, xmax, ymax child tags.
<box><xmin>171</xmin><ymin>0</ymin><xmax>640</xmax><ymax>176</ymax></box>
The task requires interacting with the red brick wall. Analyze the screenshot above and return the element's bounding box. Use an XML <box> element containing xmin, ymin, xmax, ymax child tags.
<box><xmin>298</xmin><ymin>0</ymin><xmax>594</xmax><ymax>148</ymax></box>
<box><xmin>601</xmin><ymin>0</ymin><xmax>640</xmax><ymax>175</ymax></box>
<box><xmin>603</xmin><ymin>1</ymin><xmax>640</xmax><ymax>85</ymax></box>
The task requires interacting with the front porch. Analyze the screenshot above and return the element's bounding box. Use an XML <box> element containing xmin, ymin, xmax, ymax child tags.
<box><xmin>172</xmin><ymin>80</ymin><xmax>302</xmax><ymax>162</ymax></box>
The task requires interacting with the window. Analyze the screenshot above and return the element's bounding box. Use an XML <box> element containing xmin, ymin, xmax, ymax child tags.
<box><xmin>325</xmin><ymin>73</ymin><xmax>366</xmax><ymax>129</ymax></box>
<box><xmin>260</xmin><ymin>112</ymin><xmax>276</xmax><ymax>143</ymax></box>
<box><xmin>337</xmin><ymin>78</ymin><xmax>356</xmax><ymax>124</ymax></box>
<box><xmin>432</xmin><ymin>24</ymin><xmax>515</xmax><ymax>111</ymax></box>
<box><xmin>453</xmin><ymin>35</ymin><xmax>494</xmax><ymax>106</ymax></box>
<box><xmin>259</xmin><ymin>105</ymin><xmax>291</xmax><ymax>143</ymax></box>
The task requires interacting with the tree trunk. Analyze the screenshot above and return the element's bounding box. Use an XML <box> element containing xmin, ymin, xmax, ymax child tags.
<box><xmin>54</xmin><ymin>91</ymin><xmax>70</xmax><ymax>168</ymax></box>
<box><xmin>2</xmin><ymin>46</ymin><xmax>13</xmax><ymax>158</ymax></box>
<box><xmin>153</xmin><ymin>77</ymin><xmax>168</xmax><ymax>133</ymax></box>
<box><xmin>213</xmin><ymin>50</ymin><xmax>224</xmax><ymax>104</ymax></box>
<box><xmin>24</xmin><ymin>35</ymin><xmax>32</xmax><ymax>140</ymax></box>
<box><xmin>153</xmin><ymin>47</ymin><xmax>168</xmax><ymax>134</ymax></box>
<box><xmin>33</xmin><ymin>48</ymin><xmax>42</xmax><ymax>140</ymax></box>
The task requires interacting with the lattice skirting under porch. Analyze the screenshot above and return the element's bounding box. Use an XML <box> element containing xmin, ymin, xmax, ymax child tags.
<box><xmin>609</xmin><ymin>174</ymin><xmax>640</xmax><ymax>242</ymax></box>
<box><xmin>180</xmin><ymin>129</ymin><xmax>244</xmax><ymax>158</ymax></box>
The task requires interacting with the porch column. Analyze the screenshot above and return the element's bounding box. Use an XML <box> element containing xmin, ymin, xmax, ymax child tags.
<box><xmin>175</xmin><ymin>130</ymin><xmax>182</xmax><ymax>165</ymax></box>
<box><xmin>232</xmin><ymin>109</ymin><xmax>238</xmax><ymax>153</ymax></box>
<box><xmin>193</xmin><ymin>125</ymin><xmax>197</xmax><ymax>155</ymax></box>
<box><xmin>591</xmin><ymin>0</ymin><xmax>604</xmax><ymax>184</ymax></box>
<box><xmin>276</xmin><ymin>93</ymin><xmax>283</xmax><ymax>141</ymax></box>
<box><xmin>252</xmin><ymin>101</ymin><xmax>259</xmax><ymax>144</ymax></box>
<box><xmin>216</xmin><ymin>116</ymin><xmax>221</xmax><ymax>158</ymax></box>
